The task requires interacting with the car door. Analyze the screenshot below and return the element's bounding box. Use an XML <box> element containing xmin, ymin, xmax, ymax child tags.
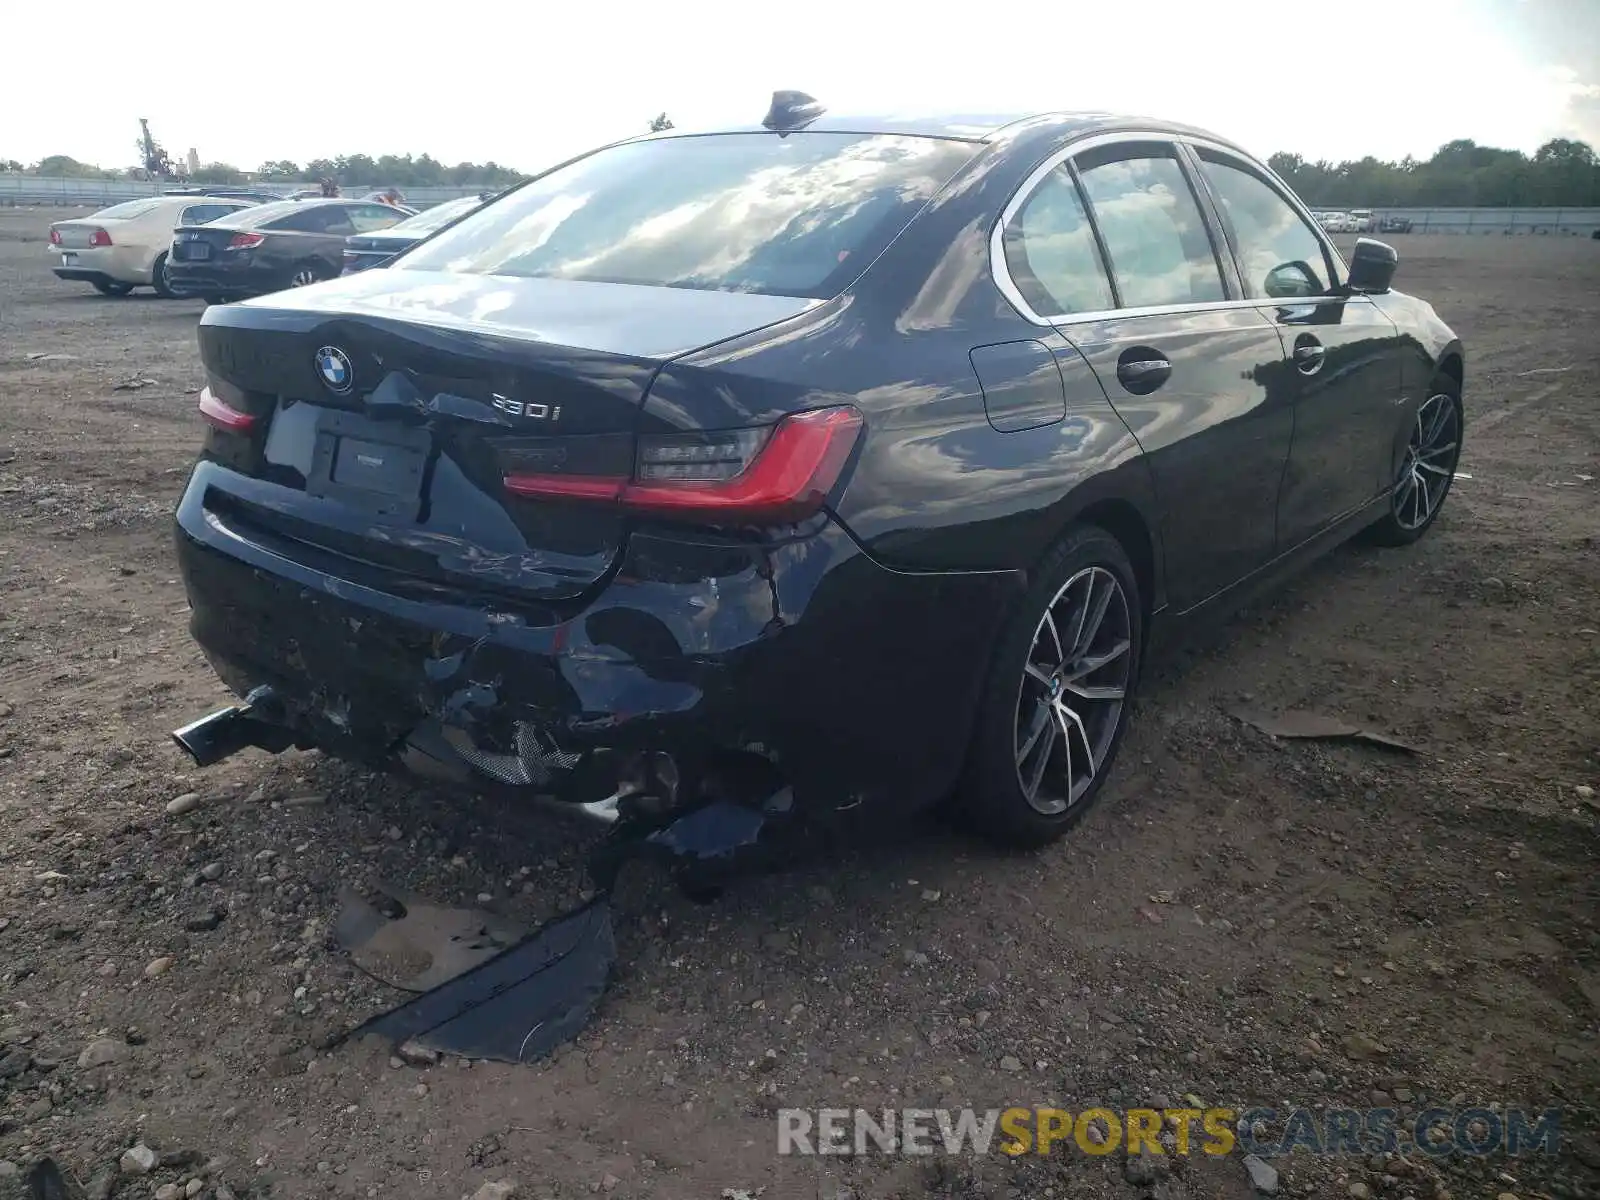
<box><xmin>1188</xmin><ymin>146</ymin><xmax>1404</xmax><ymax>548</ymax></box>
<box><xmin>308</xmin><ymin>204</ymin><xmax>358</xmax><ymax>271</ymax></box>
<box><xmin>1024</xmin><ymin>139</ymin><xmax>1292</xmax><ymax>612</ymax></box>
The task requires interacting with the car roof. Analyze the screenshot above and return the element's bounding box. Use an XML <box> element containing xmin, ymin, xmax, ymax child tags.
<box><xmin>655</xmin><ymin>110</ymin><xmax>1249</xmax><ymax>152</ymax></box>
<box><xmin>211</xmin><ymin>197</ymin><xmax>369</xmax><ymax>228</ymax></box>
<box><xmin>94</xmin><ymin>195</ymin><xmax>251</xmax><ymax>217</ymax></box>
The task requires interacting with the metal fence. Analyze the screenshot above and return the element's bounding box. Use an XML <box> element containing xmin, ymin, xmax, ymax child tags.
<box><xmin>1347</xmin><ymin>207</ymin><xmax>1600</xmax><ymax>236</ymax></box>
<box><xmin>8</xmin><ymin>175</ymin><xmax>1600</xmax><ymax>235</ymax></box>
<box><xmin>0</xmin><ymin>175</ymin><xmax>482</xmax><ymax>209</ymax></box>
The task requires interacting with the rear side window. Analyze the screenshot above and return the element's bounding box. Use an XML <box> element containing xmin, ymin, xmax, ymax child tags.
<box><xmin>1196</xmin><ymin>151</ymin><xmax>1333</xmax><ymax>298</ymax></box>
<box><xmin>1075</xmin><ymin>145</ymin><xmax>1226</xmax><ymax>309</ymax></box>
<box><xmin>401</xmin><ymin>132</ymin><xmax>977</xmax><ymax>299</ymax></box>
<box><xmin>268</xmin><ymin>206</ymin><xmax>351</xmax><ymax>234</ymax></box>
<box><xmin>93</xmin><ymin>199</ymin><xmax>163</xmax><ymax>220</ymax></box>
<box><xmin>1001</xmin><ymin>165</ymin><xmax>1114</xmax><ymax>316</ymax></box>
<box><xmin>394</xmin><ymin>196</ymin><xmax>482</xmax><ymax>234</ymax></box>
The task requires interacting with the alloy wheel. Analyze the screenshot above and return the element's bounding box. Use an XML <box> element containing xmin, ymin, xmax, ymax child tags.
<box><xmin>1013</xmin><ymin>566</ymin><xmax>1133</xmax><ymax>816</ymax></box>
<box><xmin>290</xmin><ymin>267</ymin><xmax>319</xmax><ymax>287</ymax></box>
<box><xmin>1393</xmin><ymin>392</ymin><xmax>1460</xmax><ymax>530</ymax></box>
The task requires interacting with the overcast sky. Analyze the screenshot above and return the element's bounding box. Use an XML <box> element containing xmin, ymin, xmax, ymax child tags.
<box><xmin>3</xmin><ymin>0</ymin><xmax>1595</xmax><ymax>173</ymax></box>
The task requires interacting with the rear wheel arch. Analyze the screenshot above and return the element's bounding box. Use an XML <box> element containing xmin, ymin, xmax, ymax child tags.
<box><xmin>1070</xmin><ymin>498</ymin><xmax>1160</xmax><ymax>621</ymax></box>
<box><xmin>1437</xmin><ymin>350</ymin><xmax>1464</xmax><ymax>392</ymax></box>
<box><xmin>149</xmin><ymin>250</ymin><xmax>177</xmax><ymax>299</ymax></box>
<box><xmin>960</xmin><ymin>518</ymin><xmax>1145</xmax><ymax>846</ymax></box>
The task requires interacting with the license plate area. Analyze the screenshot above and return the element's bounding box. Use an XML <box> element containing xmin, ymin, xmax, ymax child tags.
<box><xmin>185</xmin><ymin>242</ymin><xmax>212</xmax><ymax>260</ymax></box>
<box><xmin>306</xmin><ymin>409</ymin><xmax>430</xmax><ymax>520</ymax></box>
<box><xmin>60</xmin><ymin>252</ymin><xmax>76</xmax><ymax>266</ymax></box>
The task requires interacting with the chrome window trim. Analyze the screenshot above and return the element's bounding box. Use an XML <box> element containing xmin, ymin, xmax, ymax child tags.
<box><xmin>991</xmin><ymin>130</ymin><xmax>1350</xmax><ymax>328</ymax></box>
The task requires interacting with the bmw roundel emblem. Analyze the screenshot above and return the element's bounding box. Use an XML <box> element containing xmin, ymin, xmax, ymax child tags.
<box><xmin>314</xmin><ymin>345</ymin><xmax>353</xmax><ymax>394</ymax></box>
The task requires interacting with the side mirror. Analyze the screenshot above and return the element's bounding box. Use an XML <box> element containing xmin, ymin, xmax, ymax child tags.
<box><xmin>1347</xmin><ymin>237</ymin><xmax>1397</xmax><ymax>294</ymax></box>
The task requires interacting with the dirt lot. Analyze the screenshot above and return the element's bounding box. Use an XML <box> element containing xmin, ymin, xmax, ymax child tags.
<box><xmin>0</xmin><ymin>211</ymin><xmax>1596</xmax><ymax>1200</ymax></box>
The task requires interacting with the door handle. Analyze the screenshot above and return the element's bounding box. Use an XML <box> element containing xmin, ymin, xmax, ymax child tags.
<box><xmin>1116</xmin><ymin>353</ymin><xmax>1172</xmax><ymax>395</ymax></box>
<box><xmin>1293</xmin><ymin>341</ymin><xmax>1326</xmax><ymax>375</ymax></box>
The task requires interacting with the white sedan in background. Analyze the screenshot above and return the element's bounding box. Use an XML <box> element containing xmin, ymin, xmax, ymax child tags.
<box><xmin>49</xmin><ymin>196</ymin><xmax>255</xmax><ymax>297</ymax></box>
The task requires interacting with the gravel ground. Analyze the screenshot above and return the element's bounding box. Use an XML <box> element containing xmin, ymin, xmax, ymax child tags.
<box><xmin>0</xmin><ymin>210</ymin><xmax>1597</xmax><ymax>1200</ymax></box>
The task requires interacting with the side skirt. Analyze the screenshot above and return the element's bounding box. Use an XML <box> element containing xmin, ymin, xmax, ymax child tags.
<box><xmin>1145</xmin><ymin>493</ymin><xmax>1391</xmax><ymax>663</ymax></box>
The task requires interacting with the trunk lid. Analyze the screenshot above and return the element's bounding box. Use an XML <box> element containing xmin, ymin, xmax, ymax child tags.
<box><xmin>50</xmin><ymin>220</ymin><xmax>111</xmax><ymax>250</ymax></box>
<box><xmin>197</xmin><ymin>272</ymin><xmax>817</xmax><ymax>602</ymax></box>
<box><xmin>171</xmin><ymin>223</ymin><xmax>242</xmax><ymax>261</ymax></box>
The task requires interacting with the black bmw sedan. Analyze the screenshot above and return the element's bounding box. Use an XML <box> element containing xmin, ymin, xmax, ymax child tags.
<box><xmin>167</xmin><ymin>198</ymin><xmax>411</xmax><ymax>302</ymax></box>
<box><xmin>170</xmin><ymin>98</ymin><xmax>1464</xmax><ymax>852</ymax></box>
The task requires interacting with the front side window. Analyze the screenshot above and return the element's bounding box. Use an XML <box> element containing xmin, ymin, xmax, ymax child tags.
<box><xmin>1198</xmin><ymin>152</ymin><xmax>1333</xmax><ymax>298</ymax></box>
<box><xmin>349</xmin><ymin>205</ymin><xmax>404</xmax><ymax>232</ymax></box>
<box><xmin>1075</xmin><ymin>145</ymin><xmax>1226</xmax><ymax>309</ymax></box>
<box><xmin>1001</xmin><ymin>164</ymin><xmax>1114</xmax><ymax>316</ymax></box>
<box><xmin>401</xmin><ymin>132</ymin><xmax>977</xmax><ymax>299</ymax></box>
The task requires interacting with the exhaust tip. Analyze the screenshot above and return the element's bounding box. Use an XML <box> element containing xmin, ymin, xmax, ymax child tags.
<box><xmin>171</xmin><ymin>701</ymin><xmax>295</xmax><ymax>768</ymax></box>
<box><xmin>171</xmin><ymin>707</ymin><xmax>245</xmax><ymax>767</ymax></box>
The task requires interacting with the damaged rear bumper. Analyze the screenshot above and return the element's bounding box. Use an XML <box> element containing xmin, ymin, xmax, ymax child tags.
<box><xmin>173</xmin><ymin>461</ymin><xmax>1021</xmax><ymax>822</ymax></box>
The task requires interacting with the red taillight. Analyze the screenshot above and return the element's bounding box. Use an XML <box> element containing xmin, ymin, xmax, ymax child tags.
<box><xmin>228</xmin><ymin>232</ymin><xmax>264</xmax><ymax>250</ymax></box>
<box><xmin>503</xmin><ymin>406</ymin><xmax>864</xmax><ymax>524</ymax></box>
<box><xmin>198</xmin><ymin>386</ymin><xmax>256</xmax><ymax>433</ymax></box>
<box><xmin>87</xmin><ymin>228</ymin><xmax>112</xmax><ymax>247</ymax></box>
<box><xmin>49</xmin><ymin>229</ymin><xmax>61</xmax><ymax>245</ymax></box>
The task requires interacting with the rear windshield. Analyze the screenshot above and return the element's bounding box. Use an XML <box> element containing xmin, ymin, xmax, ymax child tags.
<box><xmin>399</xmin><ymin>132</ymin><xmax>977</xmax><ymax>299</ymax></box>
<box><xmin>391</xmin><ymin>195</ymin><xmax>482</xmax><ymax>235</ymax></box>
<box><xmin>92</xmin><ymin>199</ymin><xmax>164</xmax><ymax>220</ymax></box>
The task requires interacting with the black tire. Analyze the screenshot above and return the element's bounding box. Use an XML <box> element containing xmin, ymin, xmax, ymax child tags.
<box><xmin>960</xmin><ymin>524</ymin><xmax>1143</xmax><ymax>848</ymax></box>
<box><xmin>149</xmin><ymin>252</ymin><xmax>178</xmax><ymax>299</ymax></box>
<box><xmin>202</xmin><ymin>295</ymin><xmax>229</xmax><ymax>307</ymax></box>
<box><xmin>1366</xmin><ymin>373</ymin><xmax>1463</xmax><ymax>546</ymax></box>
<box><xmin>92</xmin><ymin>280</ymin><xmax>134</xmax><ymax>297</ymax></box>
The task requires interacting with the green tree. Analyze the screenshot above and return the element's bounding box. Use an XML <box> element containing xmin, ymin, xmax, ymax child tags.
<box><xmin>190</xmin><ymin>162</ymin><xmax>246</xmax><ymax>184</ymax></box>
<box><xmin>648</xmin><ymin>112</ymin><xmax>674</xmax><ymax>132</ymax></box>
<box><xmin>257</xmin><ymin>159</ymin><xmax>302</xmax><ymax>180</ymax></box>
<box><xmin>1276</xmin><ymin>137</ymin><xmax>1598</xmax><ymax>208</ymax></box>
<box><xmin>32</xmin><ymin>154</ymin><xmax>118</xmax><ymax>179</ymax></box>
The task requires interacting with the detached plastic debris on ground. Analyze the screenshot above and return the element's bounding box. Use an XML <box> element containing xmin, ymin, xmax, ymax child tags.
<box><xmin>1229</xmin><ymin>707</ymin><xmax>1421</xmax><ymax>754</ymax></box>
<box><xmin>340</xmin><ymin>893</ymin><xmax>615</xmax><ymax>1065</ymax></box>
<box><xmin>335</xmin><ymin>792</ymin><xmax>806</xmax><ymax>1065</ymax></box>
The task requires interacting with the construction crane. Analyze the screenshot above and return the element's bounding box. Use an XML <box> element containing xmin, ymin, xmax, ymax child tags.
<box><xmin>137</xmin><ymin>118</ymin><xmax>178</xmax><ymax>179</ymax></box>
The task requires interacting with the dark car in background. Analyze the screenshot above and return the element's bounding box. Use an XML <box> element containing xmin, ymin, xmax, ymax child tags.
<box><xmin>1379</xmin><ymin>214</ymin><xmax>1414</xmax><ymax>233</ymax></box>
<box><xmin>167</xmin><ymin>198</ymin><xmax>410</xmax><ymax>303</ymax></box>
<box><xmin>170</xmin><ymin>100</ymin><xmax>1464</xmax><ymax>855</ymax></box>
<box><xmin>164</xmin><ymin>186</ymin><xmax>287</xmax><ymax>205</ymax></box>
<box><xmin>341</xmin><ymin>195</ymin><xmax>486</xmax><ymax>274</ymax></box>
